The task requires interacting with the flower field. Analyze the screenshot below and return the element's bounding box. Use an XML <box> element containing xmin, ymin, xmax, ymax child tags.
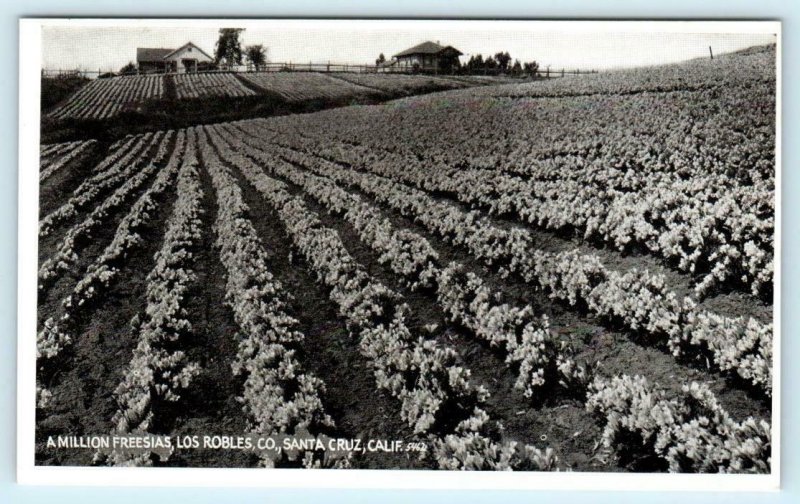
<box><xmin>35</xmin><ymin>45</ymin><xmax>775</xmax><ymax>472</ymax></box>
<box><xmin>43</xmin><ymin>71</ymin><xmax>512</xmax><ymax>122</ymax></box>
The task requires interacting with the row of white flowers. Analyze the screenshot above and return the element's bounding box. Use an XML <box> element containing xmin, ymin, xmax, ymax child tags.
<box><xmin>586</xmin><ymin>374</ymin><xmax>771</xmax><ymax>473</ymax></box>
<box><xmin>39</xmin><ymin>131</ymin><xmax>165</xmax><ymax>238</ymax></box>
<box><xmin>102</xmin><ymin>129</ymin><xmax>204</xmax><ymax>467</ymax></box>
<box><xmin>99</xmin><ymin>133</ymin><xmax>164</xmax><ymax>174</ymax></box>
<box><xmin>214</xmin><ymin>122</ymin><xmax>569</xmax><ymax>400</ymax></box>
<box><xmin>301</xmin><ymin>131</ymin><xmax>772</xmax><ymax>299</ymax></box>
<box><xmin>436</xmin><ymin>263</ymin><xmax>562</xmax><ymax>398</ymax></box>
<box><xmin>237</xmin><ymin>129</ymin><xmax>771</xmax><ymax>394</ymax></box>
<box><xmin>205</xmin><ymin>125</ymin><xmax>558</xmax><ymax>471</ymax></box>
<box><xmin>198</xmin><ymin>127</ymin><xmax>339</xmax><ymax>468</ymax></box>
<box><xmin>36</xmin><ymin>130</ymin><xmax>186</xmax><ymax>408</ymax></box>
<box><xmin>41</xmin><ymin>139</ymin><xmax>85</xmax><ymax>159</ymax></box>
<box><xmin>39</xmin><ymin>139</ymin><xmax>98</xmax><ymax>183</ymax></box>
<box><xmin>38</xmin><ymin>131</ymin><xmax>176</xmax><ymax>293</ymax></box>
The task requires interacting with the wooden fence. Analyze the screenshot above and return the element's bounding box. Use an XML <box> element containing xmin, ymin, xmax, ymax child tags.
<box><xmin>42</xmin><ymin>63</ymin><xmax>598</xmax><ymax>80</ymax></box>
<box><xmin>41</xmin><ymin>69</ymin><xmax>103</xmax><ymax>79</ymax></box>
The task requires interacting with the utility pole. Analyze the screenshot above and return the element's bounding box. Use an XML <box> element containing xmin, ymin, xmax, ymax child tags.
<box><xmin>709</xmin><ymin>46</ymin><xmax>714</xmax><ymax>59</ymax></box>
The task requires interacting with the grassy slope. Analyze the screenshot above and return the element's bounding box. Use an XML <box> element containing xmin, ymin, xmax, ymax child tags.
<box><xmin>40</xmin><ymin>76</ymin><xmax>90</xmax><ymax>113</ymax></box>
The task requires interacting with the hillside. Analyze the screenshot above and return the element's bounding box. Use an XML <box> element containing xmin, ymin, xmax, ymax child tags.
<box><xmin>40</xmin><ymin>71</ymin><xmax>522</xmax><ymax>143</ymax></box>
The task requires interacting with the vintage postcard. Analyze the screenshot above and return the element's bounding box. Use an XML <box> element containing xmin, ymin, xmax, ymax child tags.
<box><xmin>17</xmin><ymin>18</ymin><xmax>780</xmax><ymax>489</ymax></box>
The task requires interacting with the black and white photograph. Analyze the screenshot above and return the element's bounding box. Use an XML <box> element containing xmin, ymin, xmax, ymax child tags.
<box><xmin>17</xmin><ymin>18</ymin><xmax>780</xmax><ymax>488</ymax></box>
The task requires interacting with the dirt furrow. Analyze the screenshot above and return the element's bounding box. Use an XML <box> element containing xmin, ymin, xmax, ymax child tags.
<box><xmin>210</xmin><ymin>134</ymin><xmax>425</xmax><ymax>469</ymax></box>
<box><xmin>35</xmin><ymin>159</ymin><xmax>182</xmax><ymax>466</ymax></box>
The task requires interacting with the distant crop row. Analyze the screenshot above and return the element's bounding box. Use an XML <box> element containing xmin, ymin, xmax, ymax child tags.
<box><xmin>45</xmin><ymin>72</ymin><xmax>510</xmax><ymax>121</ymax></box>
<box><xmin>173</xmin><ymin>73</ymin><xmax>256</xmax><ymax>99</ymax></box>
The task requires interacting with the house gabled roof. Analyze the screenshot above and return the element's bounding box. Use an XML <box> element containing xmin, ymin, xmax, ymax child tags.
<box><xmin>136</xmin><ymin>47</ymin><xmax>174</xmax><ymax>63</ymax></box>
<box><xmin>393</xmin><ymin>41</ymin><xmax>463</xmax><ymax>58</ymax></box>
<box><xmin>162</xmin><ymin>42</ymin><xmax>214</xmax><ymax>61</ymax></box>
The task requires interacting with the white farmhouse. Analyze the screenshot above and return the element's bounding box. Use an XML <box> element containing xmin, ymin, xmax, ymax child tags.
<box><xmin>136</xmin><ymin>42</ymin><xmax>214</xmax><ymax>74</ymax></box>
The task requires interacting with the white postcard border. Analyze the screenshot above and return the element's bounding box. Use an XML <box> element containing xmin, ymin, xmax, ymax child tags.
<box><xmin>17</xmin><ymin>18</ymin><xmax>782</xmax><ymax>490</ymax></box>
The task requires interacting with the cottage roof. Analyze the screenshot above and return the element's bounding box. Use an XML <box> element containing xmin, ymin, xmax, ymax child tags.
<box><xmin>393</xmin><ymin>41</ymin><xmax>463</xmax><ymax>58</ymax></box>
<box><xmin>136</xmin><ymin>48</ymin><xmax>174</xmax><ymax>63</ymax></box>
<box><xmin>162</xmin><ymin>42</ymin><xmax>214</xmax><ymax>61</ymax></box>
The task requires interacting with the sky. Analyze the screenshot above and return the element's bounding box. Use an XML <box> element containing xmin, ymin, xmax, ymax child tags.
<box><xmin>40</xmin><ymin>20</ymin><xmax>778</xmax><ymax>73</ymax></box>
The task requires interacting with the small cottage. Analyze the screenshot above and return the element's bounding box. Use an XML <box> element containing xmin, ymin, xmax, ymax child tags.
<box><xmin>136</xmin><ymin>42</ymin><xmax>214</xmax><ymax>74</ymax></box>
<box><xmin>392</xmin><ymin>41</ymin><xmax>463</xmax><ymax>73</ymax></box>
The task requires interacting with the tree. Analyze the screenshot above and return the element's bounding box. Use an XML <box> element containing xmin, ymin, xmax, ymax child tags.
<box><xmin>484</xmin><ymin>56</ymin><xmax>498</xmax><ymax>74</ymax></box>
<box><xmin>119</xmin><ymin>61</ymin><xmax>137</xmax><ymax>75</ymax></box>
<box><xmin>510</xmin><ymin>59</ymin><xmax>523</xmax><ymax>77</ymax></box>
<box><xmin>376</xmin><ymin>53</ymin><xmax>386</xmax><ymax>66</ymax></box>
<box><xmin>245</xmin><ymin>44</ymin><xmax>267</xmax><ymax>71</ymax></box>
<box><xmin>215</xmin><ymin>28</ymin><xmax>245</xmax><ymax>69</ymax></box>
<box><xmin>466</xmin><ymin>54</ymin><xmax>484</xmax><ymax>74</ymax></box>
<box><xmin>523</xmin><ymin>60</ymin><xmax>540</xmax><ymax>77</ymax></box>
<box><xmin>494</xmin><ymin>51</ymin><xmax>512</xmax><ymax>72</ymax></box>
